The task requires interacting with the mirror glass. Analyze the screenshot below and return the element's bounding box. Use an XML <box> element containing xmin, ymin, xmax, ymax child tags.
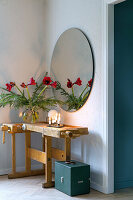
<box><xmin>51</xmin><ymin>28</ymin><xmax>94</xmax><ymax>112</ymax></box>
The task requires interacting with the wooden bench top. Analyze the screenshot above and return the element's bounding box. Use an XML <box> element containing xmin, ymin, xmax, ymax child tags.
<box><xmin>2</xmin><ymin>123</ymin><xmax>88</xmax><ymax>138</ymax></box>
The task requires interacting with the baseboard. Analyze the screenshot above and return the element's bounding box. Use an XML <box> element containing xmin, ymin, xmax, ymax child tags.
<box><xmin>91</xmin><ymin>181</ymin><xmax>107</xmax><ymax>194</ymax></box>
<box><xmin>0</xmin><ymin>164</ymin><xmax>42</xmax><ymax>176</ymax></box>
<box><xmin>0</xmin><ymin>165</ymin><xmax>109</xmax><ymax>194</ymax></box>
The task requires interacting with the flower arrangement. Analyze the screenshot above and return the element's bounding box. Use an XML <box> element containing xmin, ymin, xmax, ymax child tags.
<box><xmin>0</xmin><ymin>73</ymin><xmax>59</xmax><ymax>123</ymax></box>
<box><xmin>56</xmin><ymin>77</ymin><xmax>92</xmax><ymax>111</ymax></box>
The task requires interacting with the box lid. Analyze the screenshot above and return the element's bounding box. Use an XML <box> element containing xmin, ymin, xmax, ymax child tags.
<box><xmin>55</xmin><ymin>160</ymin><xmax>90</xmax><ymax>168</ymax></box>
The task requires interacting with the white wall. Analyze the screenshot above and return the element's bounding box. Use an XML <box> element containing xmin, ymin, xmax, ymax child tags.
<box><xmin>0</xmin><ymin>0</ymin><xmax>48</xmax><ymax>173</ymax></box>
<box><xmin>44</xmin><ymin>0</ymin><xmax>105</xmax><ymax>193</ymax></box>
<box><xmin>0</xmin><ymin>0</ymin><xmax>110</xmax><ymax>194</ymax></box>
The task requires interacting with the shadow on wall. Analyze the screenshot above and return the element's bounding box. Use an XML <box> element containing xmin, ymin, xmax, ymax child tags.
<box><xmin>9</xmin><ymin>109</ymin><xmax>22</xmax><ymax>123</ymax></box>
<box><xmin>31</xmin><ymin>31</ymin><xmax>49</xmax><ymax>78</ymax></box>
<box><xmin>0</xmin><ymin>0</ymin><xmax>51</xmax><ymax>174</ymax></box>
<box><xmin>71</xmin><ymin>132</ymin><xmax>104</xmax><ymax>187</ymax></box>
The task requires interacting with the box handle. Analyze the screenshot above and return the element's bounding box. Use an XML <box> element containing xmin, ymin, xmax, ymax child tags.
<box><xmin>61</xmin><ymin>177</ymin><xmax>64</xmax><ymax>183</ymax></box>
<box><xmin>78</xmin><ymin>180</ymin><xmax>84</xmax><ymax>184</ymax></box>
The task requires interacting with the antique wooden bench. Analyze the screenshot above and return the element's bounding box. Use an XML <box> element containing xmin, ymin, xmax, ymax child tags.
<box><xmin>1</xmin><ymin>123</ymin><xmax>88</xmax><ymax>188</ymax></box>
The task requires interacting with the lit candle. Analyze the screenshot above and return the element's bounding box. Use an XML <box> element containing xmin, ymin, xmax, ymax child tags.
<box><xmin>57</xmin><ymin>113</ymin><xmax>61</xmax><ymax>125</ymax></box>
<box><xmin>55</xmin><ymin>113</ymin><xmax>58</xmax><ymax>123</ymax></box>
<box><xmin>49</xmin><ymin>117</ymin><xmax>52</xmax><ymax>125</ymax></box>
<box><xmin>19</xmin><ymin>112</ymin><xmax>23</xmax><ymax>117</ymax></box>
<box><xmin>52</xmin><ymin>117</ymin><xmax>55</xmax><ymax>124</ymax></box>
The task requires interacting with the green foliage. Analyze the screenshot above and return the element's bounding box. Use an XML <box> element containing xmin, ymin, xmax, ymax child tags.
<box><xmin>30</xmin><ymin>95</ymin><xmax>62</xmax><ymax>112</ymax></box>
<box><xmin>33</xmin><ymin>72</ymin><xmax>48</xmax><ymax>97</ymax></box>
<box><xmin>0</xmin><ymin>89</ymin><xmax>29</xmax><ymax>109</ymax></box>
<box><xmin>0</xmin><ymin>76</ymin><xmax>61</xmax><ymax>113</ymax></box>
<box><xmin>55</xmin><ymin>81</ymin><xmax>90</xmax><ymax>111</ymax></box>
<box><xmin>56</xmin><ymin>81</ymin><xmax>69</xmax><ymax>97</ymax></box>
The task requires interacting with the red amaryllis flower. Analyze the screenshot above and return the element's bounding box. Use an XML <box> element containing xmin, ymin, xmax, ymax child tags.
<box><xmin>28</xmin><ymin>77</ymin><xmax>37</xmax><ymax>85</ymax></box>
<box><xmin>10</xmin><ymin>82</ymin><xmax>15</xmax><ymax>87</ymax></box>
<box><xmin>88</xmin><ymin>78</ymin><xmax>92</xmax><ymax>87</ymax></box>
<box><xmin>51</xmin><ymin>81</ymin><xmax>57</xmax><ymax>88</ymax></box>
<box><xmin>67</xmin><ymin>79</ymin><xmax>73</xmax><ymax>88</ymax></box>
<box><xmin>43</xmin><ymin>76</ymin><xmax>52</xmax><ymax>85</ymax></box>
<box><xmin>6</xmin><ymin>83</ymin><xmax>12</xmax><ymax>92</ymax></box>
<box><xmin>20</xmin><ymin>82</ymin><xmax>27</xmax><ymax>88</ymax></box>
<box><xmin>74</xmin><ymin>77</ymin><xmax>82</xmax><ymax>86</ymax></box>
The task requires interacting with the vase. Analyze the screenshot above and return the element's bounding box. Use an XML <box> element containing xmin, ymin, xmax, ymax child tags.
<box><xmin>22</xmin><ymin>109</ymin><xmax>39</xmax><ymax>123</ymax></box>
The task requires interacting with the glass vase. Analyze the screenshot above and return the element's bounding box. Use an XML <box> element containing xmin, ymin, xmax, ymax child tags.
<box><xmin>22</xmin><ymin>109</ymin><xmax>39</xmax><ymax>123</ymax></box>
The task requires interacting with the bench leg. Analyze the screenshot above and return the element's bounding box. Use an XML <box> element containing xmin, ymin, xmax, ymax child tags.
<box><xmin>42</xmin><ymin>136</ymin><xmax>54</xmax><ymax>188</ymax></box>
<box><xmin>12</xmin><ymin>133</ymin><xmax>16</xmax><ymax>174</ymax></box>
<box><xmin>42</xmin><ymin>136</ymin><xmax>45</xmax><ymax>172</ymax></box>
<box><xmin>65</xmin><ymin>137</ymin><xmax>71</xmax><ymax>162</ymax></box>
<box><xmin>25</xmin><ymin>131</ymin><xmax>31</xmax><ymax>173</ymax></box>
<box><xmin>8</xmin><ymin>131</ymin><xmax>45</xmax><ymax>179</ymax></box>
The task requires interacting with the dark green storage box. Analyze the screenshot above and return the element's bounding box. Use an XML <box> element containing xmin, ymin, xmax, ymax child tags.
<box><xmin>55</xmin><ymin>160</ymin><xmax>90</xmax><ymax>196</ymax></box>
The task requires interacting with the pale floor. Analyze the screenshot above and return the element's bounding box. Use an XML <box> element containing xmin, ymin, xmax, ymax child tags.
<box><xmin>0</xmin><ymin>175</ymin><xmax>133</xmax><ymax>200</ymax></box>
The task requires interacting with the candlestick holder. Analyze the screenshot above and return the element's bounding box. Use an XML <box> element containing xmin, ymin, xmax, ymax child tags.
<box><xmin>47</xmin><ymin>110</ymin><xmax>64</xmax><ymax>128</ymax></box>
<box><xmin>47</xmin><ymin>123</ymin><xmax>64</xmax><ymax>128</ymax></box>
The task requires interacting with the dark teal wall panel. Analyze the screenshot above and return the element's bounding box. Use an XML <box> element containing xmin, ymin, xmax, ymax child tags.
<box><xmin>115</xmin><ymin>0</ymin><xmax>133</xmax><ymax>190</ymax></box>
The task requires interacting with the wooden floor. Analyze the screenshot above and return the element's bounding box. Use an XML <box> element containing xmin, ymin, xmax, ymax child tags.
<box><xmin>0</xmin><ymin>175</ymin><xmax>133</xmax><ymax>200</ymax></box>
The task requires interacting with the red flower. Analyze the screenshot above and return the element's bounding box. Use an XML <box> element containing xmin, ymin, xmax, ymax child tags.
<box><xmin>51</xmin><ymin>81</ymin><xmax>57</xmax><ymax>88</ymax></box>
<box><xmin>88</xmin><ymin>78</ymin><xmax>92</xmax><ymax>87</ymax></box>
<box><xmin>28</xmin><ymin>77</ymin><xmax>37</xmax><ymax>85</ymax></box>
<box><xmin>43</xmin><ymin>76</ymin><xmax>52</xmax><ymax>85</ymax></box>
<box><xmin>6</xmin><ymin>83</ymin><xmax>12</xmax><ymax>92</ymax></box>
<box><xmin>20</xmin><ymin>82</ymin><xmax>27</xmax><ymax>88</ymax></box>
<box><xmin>67</xmin><ymin>79</ymin><xmax>73</xmax><ymax>88</ymax></box>
<box><xmin>10</xmin><ymin>82</ymin><xmax>15</xmax><ymax>87</ymax></box>
<box><xmin>74</xmin><ymin>77</ymin><xmax>82</xmax><ymax>86</ymax></box>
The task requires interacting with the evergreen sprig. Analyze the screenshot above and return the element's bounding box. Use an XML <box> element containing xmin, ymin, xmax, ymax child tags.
<box><xmin>56</xmin><ymin>81</ymin><xmax>69</xmax><ymax>97</ymax></box>
<box><xmin>0</xmin><ymin>74</ymin><xmax>62</xmax><ymax>122</ymax></box>
<box><xmin>55</xmin><ymin>80</ymin><xmax>91</xmax><ymax>111</ymax></box>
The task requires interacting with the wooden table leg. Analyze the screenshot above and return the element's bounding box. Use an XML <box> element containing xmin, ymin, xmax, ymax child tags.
<box><xmin>42</xmin><ymin>136</ymin><xmax>54</xmax><ymax>188</ymax></box>
<box><xmin>65</xmin><ymin>137</ymin><xmax>71</xmax><ymax>162</ymax></box>
<box><xmin>25</xmin><ymin>131</ymin><xmax>31</xmax><ymax>173</ymax></box>
<box><xmin>2</xmin><ymin>131</ymin><xmax>5</xmax><ymax>144</ymax></box>
<box><xmin>8</xmin><ymin>133</ymin><xmax>16</xmax><ymax>178</ymax></box>
<box><xmin>12</xmin><ymin>133</ymin><xmax>16</xmax><ymax>174</ymax></box>
<box><xmin>42</xmin><ymin>136</ymin><xmax>45</xmax><ymax>173</ymax></box>
<box><xmin>9</xmin><ymin>131</ymin><xmax>46</xmax><ymax>179</ymax></box>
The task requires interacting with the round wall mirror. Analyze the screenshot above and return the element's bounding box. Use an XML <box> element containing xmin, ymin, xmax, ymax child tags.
<box><xmin>51</xmin><ymin>28</ymin><xmax>94</xmax><ymax>112</ymax></box>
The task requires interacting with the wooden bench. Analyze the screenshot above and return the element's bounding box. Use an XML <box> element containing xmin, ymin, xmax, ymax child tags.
<box><xmin>1</xmin><ymin>123</ymin><xmax>88</xmax><ymax>188</ymax></box>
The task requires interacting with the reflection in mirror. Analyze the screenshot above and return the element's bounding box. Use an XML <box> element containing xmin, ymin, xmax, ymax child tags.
<box><xmin>51</xmin><ymin>28</ymin><xmax>94</xmax><ymax>112</ymax></box>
